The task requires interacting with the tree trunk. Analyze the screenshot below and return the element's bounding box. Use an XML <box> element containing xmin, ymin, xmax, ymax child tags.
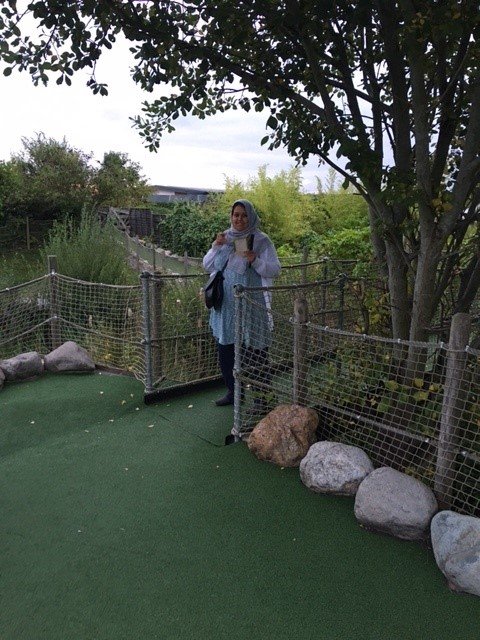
<box><xmin>384</xmin><ymin>236</ymin><xmax>410</xmax><ymax>340</ymax></box>
<box><xmin>405</xmin><ymin>232</ymin><xmax>444</xmax><ymax>381</ymax></box>
<box><xmin>368</xmin><ymin>204</ymin><xmax>388</xmax><ymax>279</ymax></box>
<box><xmin>409</xmin><ymin>235</ymin><xmax>444</xmax><ymax>343</ymax></box>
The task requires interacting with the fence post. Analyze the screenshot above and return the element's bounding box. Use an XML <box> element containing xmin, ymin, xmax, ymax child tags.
<box><xmin>151</xmin><ymin>242</ymin><xmax>156</xmax><ymax>272</ymax></box>
<box><xmin>140</xmin><ymin>271</ymin><xmax>154</xmax><ymax>394</ymax></box>
<box><xmin>233</xmin><ymin>285</ymin><xmax>245</xmax><ymax>438</ymax></box>
<box><xmin>184</xmin><ymin>251</ymin><xmax>189</xmax><ymax>275</ymax></box>
<box><xmin>338</xmin><ymin>274</ymin><xmax>346</xmax><ymax>330</ymax></box>
<box><xmin>434</xmin><ymin>312</ymin><xmax>471</xmax><ymax>505</ymax></box>
<box><xmin>151</xmin><ymin>272</ymin><xmax>163</xmax><ymax>386</ymax></box>
<box><xmin>293</xmin><ymin>295</ymin><xmax>309</xmax><ymax>405</ymax></box>
<box><xmin>47</xmin><ymin>255</ymin><xmax>61</xmax><ymax>350</ymax></box>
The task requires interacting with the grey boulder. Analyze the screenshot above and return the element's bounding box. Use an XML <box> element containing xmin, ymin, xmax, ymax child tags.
<box><xmin>354</xmin><ymin>467</ymin><xmax>438</xmax><ymax>540</ymax></box>
<box><xmin>44</xmin><ymin>341</ymin><xmax>95</xmax><ymax>373</ymax></box>
<box><xmin>0</xmin><ymin>351</ymin><xmax>44</xmax><ymax>381</ymax></box>
<box><xmin>300</xmin><ymin>441</ymin><xmax>374</xmax><ymax>496</ymax></box>
<box><xmin>431</xmin><ymin>510</ymin><xmax>480</xmax><ymax>597</ymax></box>
<box><xmin>0</xmin><ymin>367</ymin><xmax>5</xmax><ymax>389</ymax></box>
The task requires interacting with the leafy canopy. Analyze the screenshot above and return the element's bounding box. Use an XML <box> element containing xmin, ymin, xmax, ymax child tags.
<box><xmin>0</xmin><ymin>134</ymin><xmax>151</xmax><ymax>221</ymax></box>
<box><xmin>2</xmin><ymin>1</ymin><xmax>480</xmax><ymax>341</ymax></box>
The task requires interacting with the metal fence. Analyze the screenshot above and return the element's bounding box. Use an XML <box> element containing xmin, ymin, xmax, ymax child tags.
<box><xmin>233</xmin><ymin>285</ymin><xmax>480</xmax><ymax>516</ymax></box>
<box><xmin>0</xmin><ymin>258</ymin><xmax>374</xmax><ymax>390</ymax></box>
<box><xmin>0</xmin><ymin>269</ymin><xmax>146</xmax><ymax>380</ymax></box>
<box><xmin>3</xmin><ymin>262</ymin><xmax>479</xmax><ymax>515</ymax></box>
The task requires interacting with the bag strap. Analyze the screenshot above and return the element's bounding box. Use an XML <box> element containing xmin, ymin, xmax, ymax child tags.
<box><xmin>219</xmin><ymin>254</ymin><xmax>231</xmax><ymax>273</ymax></box>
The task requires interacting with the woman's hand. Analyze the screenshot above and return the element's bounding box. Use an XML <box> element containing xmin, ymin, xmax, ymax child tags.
<box><xmin>214</xmin><ymin>232</ymin><xmax>227</xmax><ymax>246</ymax></box>
<box><xmin>244</xmin><ymin>250</ymin><xmax>257</xmax><ymax>264</ymax></box>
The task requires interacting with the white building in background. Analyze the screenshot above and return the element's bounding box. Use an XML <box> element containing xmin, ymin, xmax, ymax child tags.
<box><xmin>149</xmin><ymin>185</ymin><xmax>223</xmax><ymax>205</ymax></box>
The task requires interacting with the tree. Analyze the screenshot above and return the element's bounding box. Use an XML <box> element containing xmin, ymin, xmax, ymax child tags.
<box><xmin>1</xmin><ymin>1</ymin><xmax>480</xmax><ymax>345</ymax></box>
<box><xmin>92</xmin><ymin>151</ymin><xmax>151</xmax><ymax>208</ymax></box>
<box><xmin>0</xmin><ymin>160</ymin><xmax>22</xmax><ymax>220</ymax></box>
<box><xmin>10</xmin><ymin>133</ymin><xmax>93</xmax><ymax>220</ymax></box>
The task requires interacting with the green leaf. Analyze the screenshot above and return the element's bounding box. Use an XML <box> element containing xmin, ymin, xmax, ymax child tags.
<box><xmin>413</xmin><ymin>391</ymin><xmax>429</xmax><ymax>402</ymax></box>
<box><xmin>266</xmin><ymin>115</ymin><xmax>277</xmax><ymax>129</ymax></box>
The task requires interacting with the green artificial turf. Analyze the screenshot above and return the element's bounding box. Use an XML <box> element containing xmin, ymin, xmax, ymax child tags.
<box><xmin>1</xmin><ymin>372</ymin><xmax>480</xmax><ymax>640</ymax></box>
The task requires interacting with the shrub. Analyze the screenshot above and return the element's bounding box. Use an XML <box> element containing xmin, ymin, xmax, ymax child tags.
<box><xmin>42</xmin><ymin>207</ymin><xmax>136</xmax><ymax>284</ymax></box>
<box><xmin>157</xmin><ymin>202</ymin><xmax>228</xmax><ymax>256</ymax></box>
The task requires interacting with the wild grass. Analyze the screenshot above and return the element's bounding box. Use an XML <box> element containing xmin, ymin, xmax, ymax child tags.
<box><xmin>42</xmin><ymin>207</ymin><xmax>137</xmax><ymax>285</ymax></box>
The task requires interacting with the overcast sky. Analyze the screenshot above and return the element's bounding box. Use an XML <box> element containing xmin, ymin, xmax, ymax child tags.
<box><xmin>0</xmin><ymin>35</ymin><xmax>326</xmax><ymax>192</ymax></box>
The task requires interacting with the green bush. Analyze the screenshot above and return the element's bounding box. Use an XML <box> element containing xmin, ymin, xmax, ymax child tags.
<box><xmin>42</xmin><ymin>207</ymin><xmax>136</xmax><ymax>284</ymax></box>
<box><xmin>206</xmin><ymin>166</ymin><xmax>314</xmax><ymax>248</ymax></box>
<box><xmin>314</xmin><ymin>227</ymin><xmax>372</xmax><ymax>263</ymax></box>
<box><xmin>157</xmin><ymin>202</ymin><xmax>227</xmax><ymax>256</ymax></box>
<box><xmin>308</xmin><ymin>192</ymin><xmax>369</xmax><ymax>235</ymax></box>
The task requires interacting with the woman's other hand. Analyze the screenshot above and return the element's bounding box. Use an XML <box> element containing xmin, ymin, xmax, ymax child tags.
<box><xmin>214</xmin><ymin>232</ymin><xmax>227</xmax><ymax>246</ymax></box>
<box><xmin>244</xmin><ymin>250</ymin><xmax>257</xmax><ymax>264</ymax></box>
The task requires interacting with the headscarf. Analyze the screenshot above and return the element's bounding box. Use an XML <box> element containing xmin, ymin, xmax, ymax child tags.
<box><xmin>224</xmin><ymin>199</ymin><xmax>260</xmax><ymax>242</ymax></box>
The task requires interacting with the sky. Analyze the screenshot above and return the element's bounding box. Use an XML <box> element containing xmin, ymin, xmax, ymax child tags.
<box><xmin>0</xmin><ymin>34</ymin><xmax>326</xmax><ymax>192</ymax></box>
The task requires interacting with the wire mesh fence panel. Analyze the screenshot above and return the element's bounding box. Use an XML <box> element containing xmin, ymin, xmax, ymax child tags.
<box><xmin>0</xmin><ymin>276</ymin><xmax>52</xmax><ymax>358</ymax></box>
<box><xmin>277</xmin><ymin>258</ymin><xmax>359</xmax><ymax>286</ymax></box>
<box><xmin>147</xmin><ymin>273</ymin><xmax>219</xmax><ymax>388</ymax></box>
<box><xmin>234</xmin><ymin>287</ymin><xmax>480</xmax><ymax>516</ymax></box>
<box><xmin>54</xmin><ymin>274</ymin><xmax>146</xmax><ymax>380</ymax></box>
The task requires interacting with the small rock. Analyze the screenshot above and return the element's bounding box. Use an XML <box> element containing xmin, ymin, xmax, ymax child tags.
<box><xmin>431</xmin><ymin>510</ymin><xmax>480</xmax><ymax>597</ymax></box>
<box><xmin>300</xmin><ymin>441</ymin><xmax>374</xmax><ymax>496</ymax></box>
<box><xmin>44</xmin><ymin>341</ymin><xmax>95</xmax><ymax>373</ymax></box>
<box><xmin>247</xmin><ymin>404</ymin><xmax>318</xmax><ymax>467</ymax></box>
<box><xmin>354</xmin><ymin>467</ymin><xmax>438</xmax><ymax>540</ymax></box>
<box><xmin>0</xmin><ymin>351</ymin><xmax>44</xmax><ymax>381</ymax></box>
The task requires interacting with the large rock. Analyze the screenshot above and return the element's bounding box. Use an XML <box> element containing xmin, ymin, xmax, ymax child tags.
<box><xmin>44</xmin><ymin>341</ymin><xmax>95</xmax><ymax>373</ymax></box>
<box><xmin>0</xmin><ymin>367</ymin><xmax>5</xmax><ymax>389</ymax></box>
<box><xmin>431</xmin><ymin>510</ymin><xmax>480</xmax><ymax>597</ymax></box>
<box><xmin>0</xmin><ymin>351</ymin><xmax>44</xmax><ymax>381</ymax></box>
<box><xmin>247</xmin><ymin>404</ymin><xmax>318</xmax><ymax>467</ymax></box>
<box><xmin>300</xmin><ymin>441</ymin><xmax>374</xmax><ymax>496</ymax></box>
<box><xmin>354</xmin><ymin>467</ymin><xmax>438</xmax><ymax>540</ymax></box>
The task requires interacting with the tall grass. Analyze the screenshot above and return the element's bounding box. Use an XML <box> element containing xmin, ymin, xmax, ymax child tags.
<box><xmin>42</xmin><ymin>207</ymin><xmax>137</xmax><ymax>285</ymax></box>
<box><xmin>0</xmin><ymin>249</ymin><xmax>44</xmax><ymax>289</ymax></box>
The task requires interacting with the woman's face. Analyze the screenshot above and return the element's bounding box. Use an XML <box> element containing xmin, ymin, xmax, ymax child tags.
<box><xmin>231</xmin><ymin>205</ymin><xmax>249</xmax><ymax>232</ymax></box>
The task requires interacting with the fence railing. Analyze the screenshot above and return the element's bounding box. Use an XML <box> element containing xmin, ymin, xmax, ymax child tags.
<box><xmin>233</xmin><ymin>285</ymin><xmax>480</xmax><ymax>517</ymax></box>
<box><xmin>3</xmin><ymin>261</ymin><xmax>479</xmax><ymax>514</ymax></box>
<box><xmin>0</xmin><ymin>258</ymin><xmax>374</xmax><ymax>390</ymax></box>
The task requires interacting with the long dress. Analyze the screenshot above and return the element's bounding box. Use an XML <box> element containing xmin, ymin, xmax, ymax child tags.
<box><xmin>203</xmin><ymin>232</ymin><xmax>281</xmax><ymax>349</ymax></box>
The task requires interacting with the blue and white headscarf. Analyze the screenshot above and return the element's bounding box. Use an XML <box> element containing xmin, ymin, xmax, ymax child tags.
<box><xmin>224</xmin><ymin>199</ymin><xmax>260</xmax><ymax>242</ymax></box>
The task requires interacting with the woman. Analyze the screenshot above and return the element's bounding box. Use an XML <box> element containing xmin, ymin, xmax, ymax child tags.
<box><xmin>203</xmin><ymin>199</ymin><xmax>281</xmax><ymax>406</ymax></box>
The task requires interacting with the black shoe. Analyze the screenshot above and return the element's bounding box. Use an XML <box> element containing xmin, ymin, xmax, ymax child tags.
<box><xmin>215</xmin><ymin>393</ymin><xmax>234</xmax><ymax>406</ymax></box>
<box><xmin>225</xmin><ymin>433</ymin><xmax>240</xmax><ymax>445</ymax></box>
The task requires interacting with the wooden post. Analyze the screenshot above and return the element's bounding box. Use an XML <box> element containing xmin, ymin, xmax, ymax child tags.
<box><xmin>338</xmin><ymin>275</ymin><xmax>346</xmax><ymax>330</ymax></box>
<box><xmin>151</xmin><ymin>243</ymin><xmax>156</xmax><ymax>272</ymax></box>
<box><xmin>434</xmin><ymin>313</ymin><xmax>471</xmax><ymax>505</ymax></box>
<box><xmin>184</xmin><ymin>251</ymin><xmax>189</xmax><ymax>275</ymax></box>
<box><xmin>321</xmin><ymin>258</ymin><xmax>328</xmax><ymax>317</ymax></box>
<box><xmin>151</xmin><ymin>272</ymin><xmax>163</xmax><ymax>385</ymax></box>
<box><xmin>293</xmin><ymin>295</ymin><xmax>309</xmax><ymax>405</ymax></box>
<box><xmin>140</xmin><ymin>271</ymin><xmax>154</xmax><ymax>393</ymax></box>
<box><xmin>47</xmin><ymin>255</ymin><xmax>61</xmax><ymax>350</ymax></box>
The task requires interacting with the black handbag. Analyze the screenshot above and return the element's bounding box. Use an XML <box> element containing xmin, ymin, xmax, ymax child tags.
<box><xmin>203</xmin><ymin>258</ymin><xmax>229</xmax><ymax>310</ymax></box>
